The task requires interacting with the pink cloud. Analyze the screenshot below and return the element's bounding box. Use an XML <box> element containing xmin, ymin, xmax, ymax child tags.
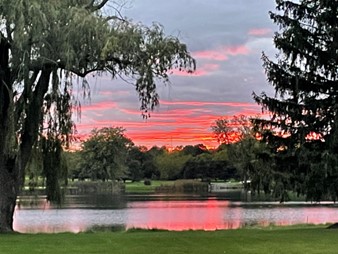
<box><xmin>193</xmin><ymin>45</ymin><xmax>250</xmax><ymax>61</ymax></box>
<box><xmin>160</xmin><ymin>100</ymin><xmax>259</xmax><ymax>109</ymax></box>
<box><xmin>80</xmin><ymin>101</ymin><xmax>118</xmax><ymax>111</ymax></box>
<box><xmin>248</xmin><ymin>28</ymin><xmax>272</xmax><ymax>36</ymax></box>
<box><xmin>195</xmin><ymin>63</ymin><xmax>220</xmax><ymax>76</ymax></box>
<box><xmin>194</xmin><ymin>50</ymin><xmax>229</xmax><ymax>61</ymax></box>
<box><xmin>172</xmin><ymin>63</ymin><xmax>220</xmax><ymax>77</ymax></box>
<box><xmin>98</xmin><ymin>90</ymin><xmax>130</xmax><ymax>97</ymax></box>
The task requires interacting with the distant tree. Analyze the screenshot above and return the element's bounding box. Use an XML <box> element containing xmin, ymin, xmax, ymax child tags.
<box><xmin>79</xmin><ymin>127</ymin><xmax>133</xmax><ymax>181</ymax></box>
<box><xmin>64</xmin><ymin>151</ymin><xmax>82</xmax><ymax>181</ymax></box>
<box><xmin>212</xmin><ymin>145</ymin><xmax>229</xmax><ymax>162</ymax></box>
<box><xmin>0</xmin><ymin>0</ymin><xmax>195</xmax><ymax>231</ymax></box>
<box><xmin>155</xmin><ymin>151</ymin><xmax>191</xmax><ymax>180</ymax></box>
<box><xmin>182</xmin><ymin>153</ymin><xmax>237</xmax><ymax>181</ymax></box>
<box><xmin>126</xmin><ymin>146</ymin><xmax>147</xmax><ymax>181</ymax></box>
<box><xmin>127</xmin><ymin>160</ymin><xmax>142</xmax><ymax>182</ymax></box>
<box><xmin>253</xmin><ymin>0</ymin><xmax>338</xmax><ymax>201</ymax></box>
<box><xmin>212</xmin><ymin>115</ymin><xmax>252</xmax><ymax>144</ymax></box>
<box><xmin>142</xmin><ymin>146</ymin><xmax>166</xmax><ymax>179</ymax></box>
<box><xmin>227</xmin><ymin>136</ymin><xmax>273</xmax><ymax>195</ymax></box>
<box><xmin>181</xmin><ymin>144</ymin><xmax>209</xmax><ymax>157</ymax></box>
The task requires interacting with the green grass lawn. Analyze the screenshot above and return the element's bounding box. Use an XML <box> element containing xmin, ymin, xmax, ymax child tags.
<box><xmin>124</xmin><ymin>180</ymin><xmax>174</xmax><ymax>193</ymax></box>
<box><xmin>1</xmin><ymin>226</ymin><xmax>337</xmax><ymax>254</ymax></box>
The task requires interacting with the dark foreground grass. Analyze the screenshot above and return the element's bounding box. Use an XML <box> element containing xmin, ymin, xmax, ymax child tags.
<box><xmin>0</xmin><ymin>226</ymin><xmax>337</xmax><ymax>254</ymax></box>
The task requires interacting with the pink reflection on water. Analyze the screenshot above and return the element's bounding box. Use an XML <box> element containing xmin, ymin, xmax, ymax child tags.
<box><xmin>126</xmin><ymin>200</ymin><xmax>338</xmax><ymax>231</ymax></box>
<box><xmin>126</xmin><ymin>199</ymin><xmax>242</xmax><ymax>231</ymax></box>
<box><xmin>12</xmin><ymin>198</ymin><xmax>338</xmax><ymax>233</ymax></box>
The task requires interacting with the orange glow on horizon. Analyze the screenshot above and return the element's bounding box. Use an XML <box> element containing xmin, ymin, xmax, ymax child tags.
<box><xmin>73</xmin><ymin>98</ymin><xmax>264</xmax><ymax>149</ymax></box>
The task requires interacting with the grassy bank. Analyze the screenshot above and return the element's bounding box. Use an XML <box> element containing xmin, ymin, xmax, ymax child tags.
<box><xmin>1</xmin><ymin>226</ymin><xmax>337</xmax><ymax>254</ymax></box>
<box><xmin>124</xmin><ymin>180</ymin><xmax>208</xmax><ymax>194</ymax></box>
<box><xmin>124</xmin><ymin>180</ymin><xmax>174</xmax><ymax>193</ymax></box>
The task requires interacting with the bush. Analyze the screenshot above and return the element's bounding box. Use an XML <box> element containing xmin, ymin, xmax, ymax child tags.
<box><xmin>144</xmin><ymin>179</ymin><xmax>152</xmax><ymax>186</ymax></box>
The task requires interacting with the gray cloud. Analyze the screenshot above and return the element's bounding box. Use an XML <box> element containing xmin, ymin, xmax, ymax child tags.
<box><xmin>76</xmin><ymin>0</ymin><xmax>280</xmax><ymax>147</ymax></box>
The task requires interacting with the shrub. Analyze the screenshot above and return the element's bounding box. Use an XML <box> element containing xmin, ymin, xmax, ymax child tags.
<box><xmin>144</xmin><ymin>179</ymin><xmax>152</xmax><ymax>186</ymax></box>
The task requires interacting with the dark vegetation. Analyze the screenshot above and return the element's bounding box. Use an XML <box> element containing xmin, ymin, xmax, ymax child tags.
<box><xmin>252</xmin><ymin>0</ymin><xmax>338</xmax><ymax>203</ymax></box>
<box><xmin>64</xmin><ymin>128</ymin><xmax>241</xmax><ymax>183</ymax></box>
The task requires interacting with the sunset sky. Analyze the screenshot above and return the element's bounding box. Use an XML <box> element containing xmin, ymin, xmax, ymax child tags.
<box><xmin>75</xmin><ymin>0</ymin><xmax>278</xmax><ymax>148</ymax></box>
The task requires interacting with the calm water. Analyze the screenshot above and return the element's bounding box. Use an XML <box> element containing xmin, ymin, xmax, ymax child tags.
<box><xmin>13</xmin><ymin>195</ymin><xmax>338</xmax><ymax>233</ymax></box>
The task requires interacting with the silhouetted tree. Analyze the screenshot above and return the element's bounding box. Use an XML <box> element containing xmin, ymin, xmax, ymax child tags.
<box><xmin>212</xmin><ymin>115</ymin><xmax>252</xmax><ymax>144</ymax></box>
<box><xmin>253</xmin><ymin>0</ymin><xmax>338</xmax><ymax>201</ymax></box>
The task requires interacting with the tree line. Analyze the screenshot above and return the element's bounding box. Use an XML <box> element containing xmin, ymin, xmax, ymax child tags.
<box><xmin>62</xmin><ymin>127</ymin><xmax>242</xmax><ymax>183</ymax></box>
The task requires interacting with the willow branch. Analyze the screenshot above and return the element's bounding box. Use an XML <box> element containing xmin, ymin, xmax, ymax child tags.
<box><xmin>86</xmin><ymin>0</ymin><xmax>109</xmax><ymax>12</ymax></box>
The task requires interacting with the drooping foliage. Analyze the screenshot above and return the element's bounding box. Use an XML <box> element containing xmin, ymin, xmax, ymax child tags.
<box><xmin>253</xmin><ymin>0</ymin><xmax>338</xmax><ymax>201</ymax></box>
<box><xmin>0</xmin><ymin>0</ymin><xmax>195</xmax><ymax>232</ymax></box>
<box><xmin>79</xmin><ymin>127</ymin><xmax>133</xmax><ymax>181</ymax></box>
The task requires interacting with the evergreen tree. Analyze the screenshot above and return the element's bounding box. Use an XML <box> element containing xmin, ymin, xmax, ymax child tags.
<box><xmin>253</xmin><ymin>0</ymin><xmax>338</xmax><ymax>201</ymax></box>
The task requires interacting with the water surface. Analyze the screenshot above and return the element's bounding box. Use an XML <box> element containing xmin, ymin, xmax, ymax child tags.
<box><xmin>13</xmin><ymin>196</ymin><xmax>338</xmax><ymax>233</ymax></box>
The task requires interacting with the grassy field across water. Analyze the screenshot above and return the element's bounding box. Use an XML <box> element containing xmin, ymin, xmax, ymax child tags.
<box><xmin>124</xmin><ymin>180</ymin><xmax>175</xmax><ymax>193</ymax></box>
<box><xmin>1</xmin><ymin>225</ymin><xmax>337</xmax><ymax>254</ymax></box>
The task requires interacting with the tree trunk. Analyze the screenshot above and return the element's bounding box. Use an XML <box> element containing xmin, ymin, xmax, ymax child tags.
<box><xmin>0</xmin><ymin>157</ymin><xmax>19</xmax><ymax>232</ymax></box>
<box><xmin>0</xmin><ymin>30</ymin><xmax>18</xmax><ymax>233</ymax></box>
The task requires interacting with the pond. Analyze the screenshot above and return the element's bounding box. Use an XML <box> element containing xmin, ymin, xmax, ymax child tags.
<box><xmin>13</xmin><ymin>194</ymin><xmax>338</xmax><ymax>233</ymax></box>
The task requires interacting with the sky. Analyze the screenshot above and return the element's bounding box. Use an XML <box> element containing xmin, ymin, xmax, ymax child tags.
<box><xmin>74</xmin><ymin>0</ymin><xmax>278</xmax><ymax>148</ymax></box>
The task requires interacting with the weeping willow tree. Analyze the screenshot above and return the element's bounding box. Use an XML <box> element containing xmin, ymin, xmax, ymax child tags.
<box><xmin>0</xmin><ymin>0</ymin><xmax>195</xmax><ymax>232</ymax></box>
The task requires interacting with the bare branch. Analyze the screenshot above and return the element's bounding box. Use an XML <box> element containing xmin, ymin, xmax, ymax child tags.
<box><xmin>104</xmin><ymin>15</ymin><xmax>125</xmax><ymax>22</ymax></box>
<box><xmin>86</xmin><ymin>0</ymin><xmax>110</xmax><ymax>12</ymax></box>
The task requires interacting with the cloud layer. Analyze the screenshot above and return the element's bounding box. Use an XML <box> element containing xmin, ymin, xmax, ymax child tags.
<box><xmin>74</xmin><ymin>0</ymin><xmax>278</xmax><ymax>148</ymax></box>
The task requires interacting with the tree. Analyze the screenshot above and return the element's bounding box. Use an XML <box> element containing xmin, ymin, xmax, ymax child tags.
<box><xmin>212</xmin><ymin>115</ymin><xmax>274</xmax><ymax>194</ymax></box>
<box><xmin>227</xmin><ymin>136</ymin><xmax>273</xmax><ymax>195</ymax></box>
<box><xmin>155</xmin><ymin>150</ymin><xmax>191</xmax><ymax>180</ymax></box>
<box><xmin>126</xmin><ymin>146</ymin><xmax>147</xmax><ymax>181</ymax></box>
<box><xmin>253</xmin><ymin>0</ymin><xmax>338</xmax><ymax>201</ymax></box>
<box><xmin>182</xmin><ymin>153</ymin><xmax>237</xmax><ymax>181</ymax></box>
<box><xmin>142</xmin><ymin>146</ymin><xmax>165</xmax><ymax>179</ymax></box>
<box><xmin>79</xmin><ymin>127</ymin><xmax>133</xmax><ymax>181</ymax></box>
<box><xmin>64</xmin><ymin>151</ymin><xmax>82</xmax><ymax>181</ymax></box>
<box><xmin>0</xmin><ymin>0</ymin><xmax>195</xmax><ymax>232</ymax></box>
<box><xmin>211</xmin><ymin>115</ymin><xmax>252</xmax><ymax>144</ymax></box>
<box><xmin>181</xmin><ymin>144</ymin><xmax>209</xmax><ymax>157</ymax></box>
